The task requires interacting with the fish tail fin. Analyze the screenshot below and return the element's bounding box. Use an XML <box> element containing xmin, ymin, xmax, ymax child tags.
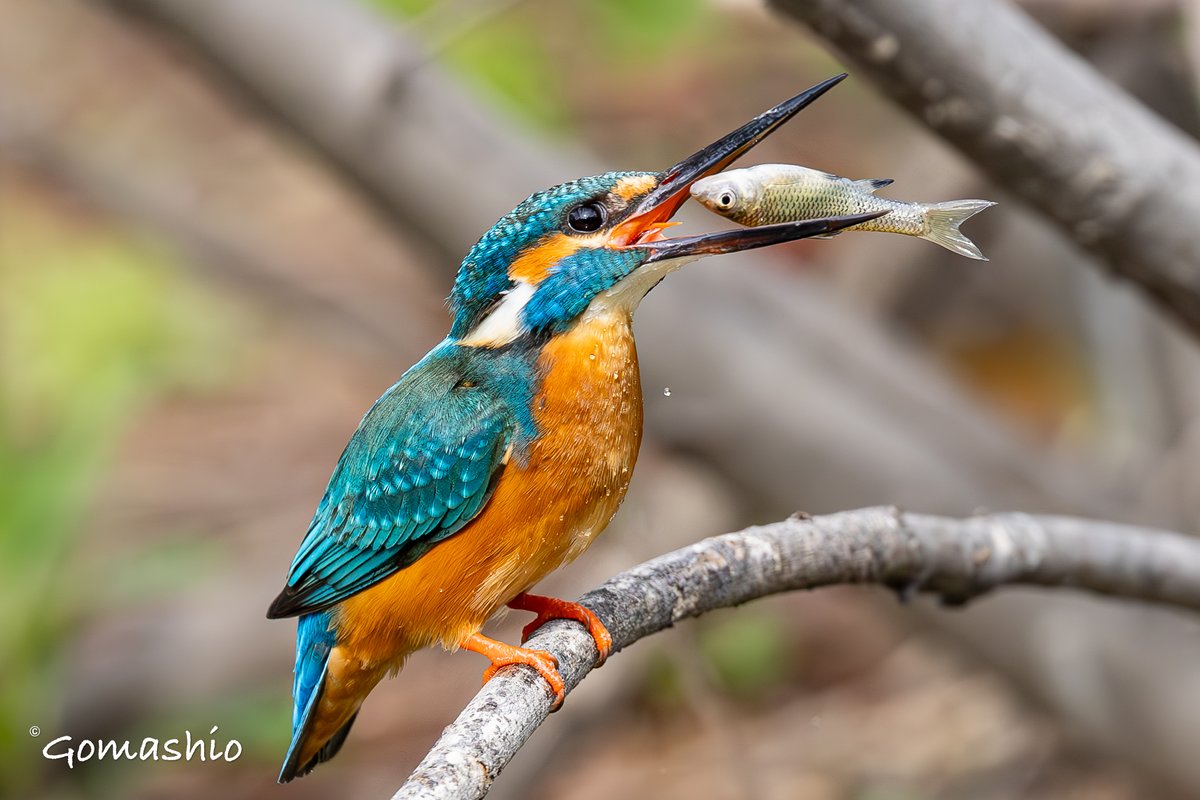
<box><xmin>855</xmin><ymin>177</ymin><xmax>894</xmax><ymax>193</ymax></box>
<box><xmin>278</xmin><ymin>612</ymin><xmax>385</xmax><ymax>782</ymax></box>
<box><xmin>920</xmin><ymin>199</ymin><xmax>997</xmax><ymax>260</ymax></box>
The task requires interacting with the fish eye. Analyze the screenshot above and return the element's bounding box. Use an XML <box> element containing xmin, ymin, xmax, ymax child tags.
<box><xmin>718</xmin><ymin>191</ymin><xmax>735</xmax><ymax>208</ymax></box>
<box><xmin>566</xmin><ymin>202</ymin><xmax>607</xmax><ymax>233</ymax></box>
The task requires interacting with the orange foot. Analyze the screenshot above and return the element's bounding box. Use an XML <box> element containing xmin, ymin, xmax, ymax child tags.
<box><xmin>508</xmin><ymin>592</ymin><xmax>613</xmax><ymax>667</ymax></box>
<box><xmin>459</xmin><ymin>632</ymin><xmax>565</xmax><ymax>709</ymax></box>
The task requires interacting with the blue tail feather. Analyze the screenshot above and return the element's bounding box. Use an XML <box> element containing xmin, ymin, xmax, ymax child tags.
<box><xmin>278</xmin><ymin>611</ymin><xmax>337</xmax><ymax>782</ymax></box>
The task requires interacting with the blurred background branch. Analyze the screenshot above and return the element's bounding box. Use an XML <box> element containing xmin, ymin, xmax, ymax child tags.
<box><xmin>106</xmin><ymin>0</ymin><xmax>583</xmax><ymax>266</ymax></box>
<box><xmin>772</xmin><ymin>0</ymin><xmax>1200</xmax><ymax>338</ymax></box>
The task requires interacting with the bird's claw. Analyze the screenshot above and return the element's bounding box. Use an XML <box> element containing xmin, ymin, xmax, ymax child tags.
<box><xmin>510</xmin><ymin>593</ymin><xmax>613</xmax><ymax>667</ymax></box>
<box><xmin>481</xmin><ymin>648</ymin><xmax>564</xmax><ymax>710</ymax></box>
<box><xmin>460</xmin><ymin>631</ymin><xmax>566</xmax><ymax>708</ymax></box>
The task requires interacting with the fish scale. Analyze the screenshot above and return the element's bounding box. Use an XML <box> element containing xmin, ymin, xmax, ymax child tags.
<box><xmin>749</xmin><ymin>168</ymin><xmax>906</xmax><ymax>230</ymax></box>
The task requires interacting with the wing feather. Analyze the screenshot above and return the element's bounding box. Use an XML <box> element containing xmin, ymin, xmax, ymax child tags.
<box><xmin>267</xmin><ymin>354</ymin><xmax>516</xmax><ymax>618</ymax></box>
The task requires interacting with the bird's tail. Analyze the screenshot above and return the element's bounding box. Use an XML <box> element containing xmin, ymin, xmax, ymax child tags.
<box><xmin>278</xmin><ymin>611</ymin><xmax>384</xmax><ymax>782</ymax></box>
<box><xmin>919</xmin><ymin>199</ymin><xmax>996</xmax><ymax>260</ymax></box>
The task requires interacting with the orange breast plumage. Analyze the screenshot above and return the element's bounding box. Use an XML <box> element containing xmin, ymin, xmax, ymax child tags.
<box><xmin>334</xmin><ymin>305</ymin><xmax>643</xmax><ymax>665</ymax></box>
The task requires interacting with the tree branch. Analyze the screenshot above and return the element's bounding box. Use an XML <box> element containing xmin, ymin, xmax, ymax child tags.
<box><xmin>106</xmin><ymin>0</ymin><xmax>581</xmax><ymax>267</ymax></box>
<box><xmin>393</xmin><ymin>506</ymin><xmax>1200</xmax><ymax>800</ymax></box>
<box><xmin>769</xmin><ymin>0</ymin><xmax>1200</xmax><ymax>339</ymax></box>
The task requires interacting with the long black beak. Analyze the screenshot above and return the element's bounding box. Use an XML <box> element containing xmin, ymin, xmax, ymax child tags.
<box><xmin>639</xmin><ymin>211</ymin><xmax>884</xmax><ymax>263</ymax></box>
<box><xmin>614</xmin><ymin>73</ymin><xmax>865</xmax><ymax>257</ymax></box>
<box><xmin>621</xmin><ymin>74</ymin><xmax>847</xmax><ymax>232</ymax></box>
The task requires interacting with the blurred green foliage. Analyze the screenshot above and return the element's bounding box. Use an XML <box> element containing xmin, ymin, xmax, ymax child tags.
<box><xmin>855</xmin><ymin>785</ymin><xmax>930</xmax><ymax>800</ymax></box>
<box><xmin>0</xmin><ymin>206</ymin><xmax>230</xmax><ymax>793</ymax></box>
<box><xmin>588</xmin><ymin>0</ymin><xmax>713</xmax><ymax>65</ymax></box>
<box><xmin>444</xmin><ymin>15</ymin><xmax>570</xmax><ymax>130</ymax></box>
<box><xmin>698</xmin><ymin>609</ymin><xmax>791</xmax><ymax>701</ymax></box>
<box><xmin>368</xmin><ymin>0</ymin><xmax>565</xmax><ymax>128</ymax></box>
<box><xmin>368</xmin><ymin>0</ymin><xmax>713</xmax><ymax>131</ymax></box>
<box><xmin>637</xmin><ymin>649</ymin><xmax>689</xmax><ymax>712</ymax></box>
<box><xmin>635</xmin><ymin>609</ymin><xmax>792</xmax><ymax>715</ymax></box>
<box><xmin>370</xmin><ymin>0</ymin><xmax>431</xmax><ymax>15</ymax></box>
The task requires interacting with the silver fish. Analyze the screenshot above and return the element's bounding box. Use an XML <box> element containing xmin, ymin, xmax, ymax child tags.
<box><xmin>690</xmin><ymin>164</ymin><xmax>996</xmax><ymax>260</ymax></box>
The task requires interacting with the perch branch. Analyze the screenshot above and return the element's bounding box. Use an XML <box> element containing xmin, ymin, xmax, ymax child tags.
<box><xmin>770</xmin><ymin>0</ymin><xmax>1200</xmax><ymax>338</ymax></box>
<box><xmin>394</xmin><ymin>506</ymin><xmax>1200</xmax><ymax>800</ymax></box>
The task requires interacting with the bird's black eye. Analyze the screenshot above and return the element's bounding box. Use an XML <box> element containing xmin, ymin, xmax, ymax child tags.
<box><xmin>566</xmin><ymin>202</ymin><xmax>606</xmax><ymax>233</ymax></box>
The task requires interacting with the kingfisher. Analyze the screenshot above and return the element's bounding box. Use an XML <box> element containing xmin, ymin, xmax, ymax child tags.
<box><xmin>267</xmin><ymin>74</ymin><xmax>874</xmax><ymax>782</ymax></box>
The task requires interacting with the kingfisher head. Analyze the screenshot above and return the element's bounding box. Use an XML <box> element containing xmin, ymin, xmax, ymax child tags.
<box><xmin>449</xmin><ymin>75</ymin><xmax>878</xmax><ymax>347</ymax></box>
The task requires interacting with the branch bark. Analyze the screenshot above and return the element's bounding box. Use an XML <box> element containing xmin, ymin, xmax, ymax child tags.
<box><xmin>770</xmin><ymin>0</ymin><xmax>1200</xmax><ymax>339</ymax></box>
<box><xmin>394</xmin><ymin>506</ymin><xmax>1200</xmax><ymax>800</ymax></box>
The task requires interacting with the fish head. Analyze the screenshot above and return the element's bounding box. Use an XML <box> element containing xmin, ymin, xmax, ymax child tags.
<box><xmin>689</xmin><ymin>171</ymin><xmax>764</xmax><ymax>222</ymax></box>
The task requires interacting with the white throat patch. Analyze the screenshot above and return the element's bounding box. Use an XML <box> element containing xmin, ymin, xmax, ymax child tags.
<box><xmin>456</xmin><ymin>281</ymin><xmax>535</xmax><ymax>348</ymax></box>
<box><xmin>456</xmin><ymin>251</ymin><xmax>699</xmax><ymax>345</ymax></box>
<box><xmin>586</xmin><ymin>254</ymin><xmax>699</xmax><ymax>318</ymax></box>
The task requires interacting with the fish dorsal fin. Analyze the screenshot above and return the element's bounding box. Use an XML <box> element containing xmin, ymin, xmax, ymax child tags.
<box><xmin>855</xmin><ymin>177</ymin><xmax>894</xmax><ymax>193</ymax></box>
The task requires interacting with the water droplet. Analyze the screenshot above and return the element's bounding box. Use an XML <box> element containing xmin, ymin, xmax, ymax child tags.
<box><xmin>558</xmin><ymin>514</ymin><xmax>565</xmax><ymax>522</ymax></box>
<box><xmin>588</xmin><ymin>353</ymin><xmax>596</xmax><ymax>361</ymax></box>
<box><xmin>663</xmin><ymin>387</ymin><xmax>672</xmax><ymax>397</ymax></box>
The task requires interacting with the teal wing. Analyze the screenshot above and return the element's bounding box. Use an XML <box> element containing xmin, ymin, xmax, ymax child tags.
<box><xmin>267</xmin><ymin>362</ymin><xmax>514</xmax><ymax>618</ymax></box>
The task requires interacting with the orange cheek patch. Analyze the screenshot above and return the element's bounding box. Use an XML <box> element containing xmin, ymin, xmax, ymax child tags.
<box><xmin>508</xmin><ymin>234</ymin><xmax>585</xmax><ymax>284</ymax></box>
<box><xmin>612</xmin><ymin>174</ymin><xmax>659</xmax><ymax>203</ymax></box>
